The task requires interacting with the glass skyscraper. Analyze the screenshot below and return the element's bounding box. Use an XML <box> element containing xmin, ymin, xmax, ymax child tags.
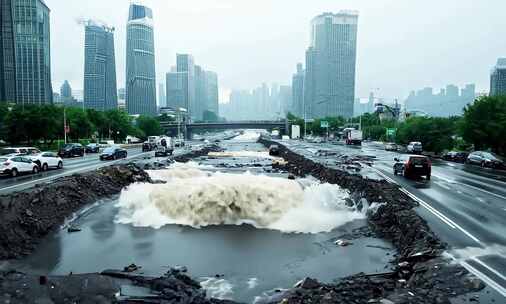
<box><xmin>304</xmin><ymin>11</ymin><xmax>358</xmax><ymax>118</ymax></box>
<box><xmin>84</xmin><ymin>22</ymin><xmax>118</xmax><ymax>111</ymax></box>
<box><xmin>15</xmin><ymin>0</ymin><xmax>52</xmax><ymax>104</ymax></box>
<box><xmin>125</xmin><ymin>3</ymin><xmax>156</xmax><ymax>116</ymax></box>
<box><xmin>0</xmin><ymin>0</ymin><xmax>17</xmax><ymax>103</ymax></box>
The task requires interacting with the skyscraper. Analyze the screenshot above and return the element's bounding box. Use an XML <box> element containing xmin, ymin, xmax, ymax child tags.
<box><xmin>0</xmin><ymin>0</ymin><xmax>16</xmax><ymax>103</ymax></box>
<box><xmin>490</xmin><ymin>58</ymin><xmax>506</xmax><ymax>96</ymax></box>
<box><xmin>126</xmin><ymin>3</ymin><xmax>156</xmax><ymax>115</ymax></box>
<box><xmin>304</xmin><ymin>11</ymin><xmax>359</xmax><ymax>118</ymax></box>
<box><xmin>194</xmin><ymin>65</ymin><xmax>205</xmax><ymax>121</ymax></box>
<box><xmin>166</xmin><ymin>71</ymin><xmax>187</xmax><ymax>110</ymax></box>
<box><xmin>292</xmin><ymin>63</ymin><xmax>305</xmax><ymax>117</ymax></box>
<box><xmin>60</xmin><ymin>80</ymin><xmax>72</xmax><ymax>102</ymax></box>
<box><xmin>11</xmin><ymin>0</ymin><xmax>53</xmax><ymax>104</ymax></box>
<box><xmin>84</xmin><ymin>22</ymin><xmax>118</xmax><ymax>111</ymax></box>
<box><xmin>205</xmin><ymin>71</ymin><xmax>219</xmax><ymax>117</ymax></box>
<box><xmin>176</xmin><ymin>54</ymin><xmax>195</xmax><ymax>119</ymax></box>
<box><xmin>158</xmin><ymin>83</ymin><xmax>166</xmax><ymax>108</ymax></box>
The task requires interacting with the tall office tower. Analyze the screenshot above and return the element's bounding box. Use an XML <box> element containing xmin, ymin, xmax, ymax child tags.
<box><xmin>60</xmin><ymin>80</ymin><xmax>72</xmax><ymax>102</ymax></box>
<box><xmin>176</xmin><ymin>54</ymin><xmax>195</xmax><ymax>119</ymax></box>
<box><xmin>166</xmin><ymin>71</ymin><xmax>186</xmax><ymax>110</ymax></box>
<box><xmin>0</xmin><ymin>0</ymin><xmax>16</xmax><ymax>103</ymax></box>
<box><xmin>4</xmin><ymin>0</ymin><xmax>52</xmax><ymax>104</ymax></box>
<box><xmin>158</xmin><ymin>83</ymin><xmax>166</xmax><ymax>107</ymax></box>
<box><xmin>304</xmin><ymin>11</ymin><xmax>358</xmax><ymax>118</ymax></box>
<box><xmin>292</xmin><ymin>63</ymin><xmax>305</xmax><ymax>117</ymax></box>
<box><xmin>83</xmin><ymin>21</ymin><xmax>118</xmax><ymax>111</ymax></box>
<box><xmin>205</xmin><ymin>71</ymin><xmax>219</xmax><ymax>117</ymax></box>
<box><xmin>490</xmin><ymin>58</ymin><xmax>506</xmax><ymax>96</ymax></box>
<box><xmin>194</xmin><ymin>65</ymin><xmax>205</xmax><ymax>121</ymax></box>
<box><xmin>126</xmin><ymin>3</ymin><xmax>156</xmax><ymax>115</ymax></box>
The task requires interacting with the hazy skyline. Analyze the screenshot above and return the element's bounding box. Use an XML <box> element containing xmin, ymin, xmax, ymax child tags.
<box><xmin>46</xmin><ymin>0</ymin><xmax>506</xmax><ymax>103</ymax></box>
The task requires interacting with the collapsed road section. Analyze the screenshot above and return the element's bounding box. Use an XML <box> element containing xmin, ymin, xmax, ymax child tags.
<box><xmin>258</xmin><ymin>137</ymin><xmax>485</xmax><ymax>304</ymax></box>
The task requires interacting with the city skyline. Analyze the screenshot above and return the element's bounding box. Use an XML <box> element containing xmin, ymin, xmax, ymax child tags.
<box><xmin>44</xmin><ymin>0</ymin><xmax>506</xmax><ymax>103</ymax></box>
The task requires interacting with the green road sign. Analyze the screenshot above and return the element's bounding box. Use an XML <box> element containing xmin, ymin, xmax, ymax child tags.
<box><xmin>321</xmin><ymin>121</ymin><xmax>329</xmax><ymax>128</ymax></box>
<box><xmin>386</xmin><ymin>128</ymin><xmax>397</xmax><ymax>136</ymax></box>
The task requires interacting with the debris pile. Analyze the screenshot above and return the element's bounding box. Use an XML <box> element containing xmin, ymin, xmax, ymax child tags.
<box><xmin>174</xmin><ymin>145</ymin><xmax>224</xmax><ymax>163</ymax></box>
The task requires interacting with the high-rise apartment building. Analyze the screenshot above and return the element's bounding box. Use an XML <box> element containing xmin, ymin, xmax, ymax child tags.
<box><xmin>0</xmin><ymin>0</ymin><xmax>16</xmax><ymax>103</ymax></box>
<box><xmin>405</xmin><ymin>84</ymin><xmax>476</xmax><ymax>116</ymax></box>
<box><xmin>84</xmin><ymin>22</ymin><xmax>117</xmax><ymax>111</ymax></box>
<box><xmin>166</xmin><ymin>71</ymin><xmax>187</xmax><ymax>110</ymax></box>
<box><xmin>490</xmin><ymin>58</ymin><xmax>506</xmax><ymax>96</ymax></box>
<box><xmin>0</xmin><ymin>0</ymin><xmax>52</xmax><ymax>104</ymax></box>
<box><xmin>292</xmin><ymin>63</ymin><xmax>305</xmax><ymax>117</ymax></box>
<box><xmin>304</xmin><ymin>11</ymin><xmax>358</xmax><ymax>118</ymax></box>
<box><xmin>126</xmin><ymin>3</ymin><xmax>156</xmax><ymax>115</ymax></box>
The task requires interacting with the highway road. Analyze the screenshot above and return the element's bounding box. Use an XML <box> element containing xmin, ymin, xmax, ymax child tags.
<box><xmin>280</xmin><ymin>139</ymin><xmax>506</xmax><ymax>300</ymax></box>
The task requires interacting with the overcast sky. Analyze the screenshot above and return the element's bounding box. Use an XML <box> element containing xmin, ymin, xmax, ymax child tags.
<box><xmin>46</xmin><ymin>0</ymin><xmax>506</xmax><ymax>103</ymax></box>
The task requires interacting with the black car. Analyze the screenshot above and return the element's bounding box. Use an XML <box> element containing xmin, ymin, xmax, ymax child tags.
<box><xmin>100</xmin><ymin>147</ymin><xmax>127</xmax><ymax>161</ymax></box>
<box><xmin>443</xmin><ymin>151</ymin><xmax>469</xmax><ymax>163</ymax></box>
<box><xmin>269</xmin><ymin>145</ymin><xmax>280</xmax><ymax>156</ymax></box>
<box><xmin>466</xmin><ymin>151</ymin><xmax>505</xmax><ymax>169</ymax></box>
<box><xmin>85</xmin><ymin>143</ymin><xmax>100</xmax><ymax>153</ymax></box>
<box><xmin>394</xmin><ymin>155</ymin><xmax>431</xmax><ymax>180</ymax></box>
<box><xmin>58</xmin><ymin>143</ymin><xmax>84</xmax><ymax>158</ymax></box>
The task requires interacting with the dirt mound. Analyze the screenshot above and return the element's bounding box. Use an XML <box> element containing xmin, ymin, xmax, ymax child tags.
<box><xmin>0</xmin><ymin>164</ymin><xmax>151</xmax><ymax>259</ymax></box>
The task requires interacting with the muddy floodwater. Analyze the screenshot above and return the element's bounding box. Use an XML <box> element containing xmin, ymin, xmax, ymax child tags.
<box><xmin>9</xmin><ymin>132</ymin><xmax>394</xmax><ymax>303</ymax></box>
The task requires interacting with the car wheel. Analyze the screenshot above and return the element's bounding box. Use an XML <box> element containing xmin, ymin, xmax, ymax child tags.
<box><xmin>35</xmin><ymin>160</ymin><xmax>41</xmax><ymax>168</ymax></box>
<box><xmin>481</xmin><ymin>161</ymin><xmax>486</xmax><ymax>168</ymax></box>
<box><xmin>42</xmin><ymin>163</ymin><xmax>48</xmax><ymax>171</ymax></box>
<box><xmin>32</xmin><ymin>166</ymin><xmax>39</xmax><ymax>174</ymax></box>
<box><xmin>426</xmin><ymin>175</ymin><xmax>431</xmax><ymax>180</ymax></box>
<box><xmin>394</xmin><ymin>170</ymin><xmax>398</xmax><ymax>175</ymax></box>
<box><xmin>11</xmin><ymin>168</ymin><xmax>18</xmax><ymax>177</ymax></box>
<box><xmin>57</xmin><ymin>161</ymin><xmax>63</xmax><ymax>169</ymax></box>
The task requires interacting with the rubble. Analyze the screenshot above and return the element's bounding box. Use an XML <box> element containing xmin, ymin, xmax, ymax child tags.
<box><xmin>174</xmin><ymin>145</ymin><xmax>224</xmax><ymax>163</ymax></box>
<box><xmin>0</xmin><ymin>164</ymin><xmax>151</xmax><ymax>259</ymax></box>
<box><xmin>258</xmin><ymin>137</ymin><xmax>484</xmax><ymax>304</ymax></box>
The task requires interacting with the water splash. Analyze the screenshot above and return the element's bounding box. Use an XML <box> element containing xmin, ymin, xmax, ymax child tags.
<box><xmin>115</xmin><ymin>164</ymin><xmax>365</xmax><ymax>233</ymax></box>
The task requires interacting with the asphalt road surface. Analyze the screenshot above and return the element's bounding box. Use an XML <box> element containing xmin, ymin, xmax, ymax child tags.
<box><xmin>281</xmin><ymin>139</ymin><xmax>506</xmax><ymax>300</ymax></box>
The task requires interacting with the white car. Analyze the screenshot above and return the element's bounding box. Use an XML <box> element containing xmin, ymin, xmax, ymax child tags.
<box><xmin>29</xmin><ymin>152</ymin><xmax>64</xmax><ymax>171</ymax></box>
<box><xmin>0</xmin><ymin>155</ymin><xmax>40</xmax><ymax>177</ymax></box>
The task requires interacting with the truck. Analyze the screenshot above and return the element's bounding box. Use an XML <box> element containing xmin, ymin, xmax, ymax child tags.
<box><xmin>291</xmin><ymin>125</ymin><xmax>301</xmax><ymax>139</ymax></box>
<box><xmin>155</xmin><ymin>136</ymin><xmax>175</xmax><ymax>157</ymax></box>
<box><xmin>343</xmin><ymin>128</ymin><xmax>363</xmax><ymax>145</ymax></box>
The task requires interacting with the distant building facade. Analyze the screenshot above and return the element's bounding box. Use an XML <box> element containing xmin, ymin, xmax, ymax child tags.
<box><xmin>126</xmin><ymin>3</ymin><xmax>156</xmax><ymax>115</ymax></box>
<box><xmin>0</xmin><ymin>0</ymin><xmax>52</xmax><ymax>104</ymax></box>
<box><xmin>490</xmin><ymin>58</ymin><xmax>506</xmax><ymax>96</ymax></box>
<box><xmin>84</xmin><ymin>22</ymin><xmax>118</xmax><ymax>111</ymax></box>
<box><xmin>304</xmin><ymin>11</ymin><xmax>358</xmax><ymax>118</ymax></box>
<box><xmin>60</xmin><ymin>80</ymin><xmax>72</xmax><ymax>102</ymax></box>
<box><xmin>166</xmin><ymin>71</ymin><xmax>187</xmax><ymax>110</ymax></box>
<box><xmin>291</xmin><ymin>63</ymin><xmax>305</xmax><ymax>117</ymax></box>
<box><xmin>158</xmin><ymin>83</ymin><xmax>166</xmax><ymax>108</ymax></box>
<box><xmin>405</xmin><ymin>84</ymin><xmax>476</xmax><ymax>117</ymax></box>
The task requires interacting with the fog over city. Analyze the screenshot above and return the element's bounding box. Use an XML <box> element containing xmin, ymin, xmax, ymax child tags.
<box><xmin>47</xmin><ymin>0</ymin><xmax>506</xmax><ymax>102</ymax></box>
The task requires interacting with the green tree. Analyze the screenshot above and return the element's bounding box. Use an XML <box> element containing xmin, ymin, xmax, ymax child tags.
<box><xmin>136</xmin><ymin>115</ymin><xmax>162</xmax><ymax>139</ymax></box>
<box><xmin>460</xmin><ymin>95</ymin><xmax>506</xmax><ymax>155</ymax></box>
<box><xmin>65</xmin><ymin>107</ymin><xmax>93</xmax><ymax>141</ymax></box>
<box><xmin>105</xmin><ymin>109</ymin><xmax>135</xmax><ymax>142</ymax></box>
<box><xmin>396</xmin><ymin>117</ymin><xmax>457</xmax><ymax>153</ymax></box>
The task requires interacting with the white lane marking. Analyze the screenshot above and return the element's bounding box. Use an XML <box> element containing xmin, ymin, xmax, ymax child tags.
<box><xmin>371</xmin><ymin>166</ymin><xmax>482</xmax><ymax>245</ymax></box>
<box><xmin>472</xmin><ymin>257</ymin><xmax>506</xmax><ymax>282</ymax></box>
<box><xmin>432</xmin><ymin>173</ymin><xmax>506</xmax><ymax>201</ymax></box>
<box><xmin>447</xmin><ymin>254</ymin><xmax>506</xmax><ymax>297</ymax></box>
<box><xmin>0</xmin><ymin>152</ymin><xmax>152</xmax><ymax>192</ymax></box>
<box><xmin>434</xmin><ymin>181</ymin><xmax>452</xmax><ymax>190</ymax></box>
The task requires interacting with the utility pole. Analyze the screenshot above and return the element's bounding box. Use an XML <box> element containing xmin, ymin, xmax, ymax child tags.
<box><xmin>63</xmin><ymin>107</ymin><xmax>67</xmax><ymax>144</ymax></box>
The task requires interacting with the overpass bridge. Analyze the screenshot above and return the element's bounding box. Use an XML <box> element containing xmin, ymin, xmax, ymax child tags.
<box><xmin>160</xmin><ymin>120</ymin><xmax>290</xmax><ymax>139</ymax></box>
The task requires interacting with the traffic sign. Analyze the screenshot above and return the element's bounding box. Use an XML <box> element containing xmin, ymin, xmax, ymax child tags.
<box><xmin>386</xmin><ymin>128</ymin><xmax>396</xmax><ymax>136</ymax></box>
<box><xmin>320</xmin><ymin>121</ymin><xmax>329</xmax><ymax>128</ymax></box>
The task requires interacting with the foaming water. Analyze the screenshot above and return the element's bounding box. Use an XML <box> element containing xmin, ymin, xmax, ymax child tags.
<box><xmin>115</xmin><ymin>163</ymin><xmax>364</xmax><ymax>233</ymax></box>
<box><xmin>231</xmin><ymin>130</ymin><xmax>264</xmax><ymax>141</ymax></box>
